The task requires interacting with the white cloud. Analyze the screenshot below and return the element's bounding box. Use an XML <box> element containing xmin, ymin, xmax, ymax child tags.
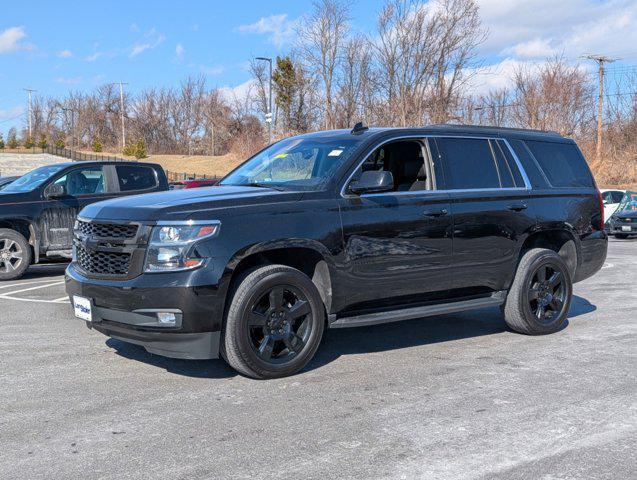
<box><xmin>55</xmin><ymin>76</ymin><xmax>83</xmax><ymax>85</ymax></box>
<box><xmin>200</xmin><ymin>65</ymin><xmax>225</xmax><ymax>76</ymax></box>
<box><xmin>0</xmin><ymin>105</ymin><xmax>24</xmax><ymax>121</ymax></box>
<box><xmin>0</xmin><ymin>26</ymin><xmax>34</xmax><ymax>54</ymax></box>
<box><xmin>237</xmin><ymin>14</ymin><xmax>296</xmax><ymax>47</ymax></box>
<box><xmin>477</xmin><ymin>0</ymin><xmax>637</xmax><ymax>61</ymax></box>
<box><xmin>219</xmin><ymin>79</ymin><xmax>256</xmax><ymax>103</ymax></box>
<box><xmin>130</xmin><ymin>28</ymin><xmax>166</xmax><ymax>57</ymax></box>
<box><xmin>175</xmin><ymin>43</ymin><xmax>185</xmax><ymax>60</ymax></box>
<box><xmin>57</xmin><ymin>49</ymin><xmax>73</xmax><ymax>58</ymax></box>
<box><xmin>85</xmin><ymin>52</ymin><xmax>103</xmax><ymax>62</ymax></box>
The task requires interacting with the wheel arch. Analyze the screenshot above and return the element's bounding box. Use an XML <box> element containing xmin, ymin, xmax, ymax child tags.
<box><xmin>0</xmin><ymin>218</ymin><xmax>39</xmax><ymax>263</ymax></box>
<box><xmin>518</xmin><ymin>228</ymin><xmax>579</xmax><ymax>279</ymax></box>
<box><xmin>222</xmin><ymin>240</ymin><xmax>334</xmax><ymax>317</ymax></box>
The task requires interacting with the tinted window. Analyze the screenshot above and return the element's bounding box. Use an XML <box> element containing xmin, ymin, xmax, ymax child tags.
<box><xmin>508</xmin><ymin>139</ymin><xmax>549</xmax><ymax>189</ymax></box>
<box><xmin>116</xmin><ymin>165</ymin><xmax>157</xmax><ymax>191</ymax></box>
<box><xmin>495</xmin><ymin>140</ymin><xmax>525</xmax><ymax>187</ymax></box>
<box><xmin>54</xmin><ymin>167</ymin><xmax>106</xmax><ymax>196</ymax></box>
<box><xmin>524</xmin><ymin>140</ymin><xmax>594</xmax><ymax>188</ymax></box>
<box><xmin>435</xmin><ymin>138</ymin><xmax>500</xmax><ymax>189</ymax></box>
<box><xmin>611</xmin><ymin>191</ymin><xmax>625</xmax><ymax>203</ymax></box>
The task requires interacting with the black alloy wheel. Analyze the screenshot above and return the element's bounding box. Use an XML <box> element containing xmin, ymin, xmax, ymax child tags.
<box><xmin>247</xmin><ymin>284</ymin><xmax>313</xmax><ymax>363</ymax></box>
<box><xmin>527</xmin><ymin>263</ymin><xmax>568</xmax><ymax>323</ymax></box>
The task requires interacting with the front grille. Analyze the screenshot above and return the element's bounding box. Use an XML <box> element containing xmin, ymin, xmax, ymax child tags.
<box><xmin>76</xmin><ymin>244</ymin><xmax>132</xmax><ymax>275</ymax></box>
<box><xmin>76</xmin><ymin>220</ymin><xmax>138</xmax><ymax>239</ymax></box>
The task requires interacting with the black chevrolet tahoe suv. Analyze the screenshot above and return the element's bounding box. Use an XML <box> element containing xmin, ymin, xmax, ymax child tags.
<box><xmin>65</xmin><ymin>125</ymin><xmax>607</xmax><ymax>379</ymax></box>
<box><xmin>0</xmin><ymin>161</ymin><xmax>167</xmax><ymax>280</ymax></box>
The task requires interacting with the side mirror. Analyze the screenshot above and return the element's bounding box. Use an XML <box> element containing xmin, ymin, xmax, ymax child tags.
<box><xmin>349</xmin><ymin>170</ymin><xmax>394</xmax><ymax>195</ymax></box>
<box><xmin>46</xmin><ymin>183</ymin><xmax>67</xmax><ymax>198</ymax></box>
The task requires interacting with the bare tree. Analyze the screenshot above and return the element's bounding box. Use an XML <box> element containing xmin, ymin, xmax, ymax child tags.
<box><xmin>296</xmin><ymin>0</ymin><xmax>349</xmax><ymax>130</ymax></box>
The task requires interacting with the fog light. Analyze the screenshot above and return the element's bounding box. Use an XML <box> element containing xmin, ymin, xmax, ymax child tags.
<box><xmin>157</xmin><ymin>312</ymin><xmax>177</xmax><ymax>325</ymax></box>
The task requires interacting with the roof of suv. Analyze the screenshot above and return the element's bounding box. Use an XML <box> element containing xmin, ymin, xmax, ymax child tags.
<box><xmin>52</xmin><ymin>160</ymin><xmax>162</xmax><ymax>169</ymax></box>
<box><xmin>298</xmin><ymin>124</ymin><xmax>569</xmax><ymax>143</ymax></box>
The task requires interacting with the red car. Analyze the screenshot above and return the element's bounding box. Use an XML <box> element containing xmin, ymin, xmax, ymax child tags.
<box><xmin>169</xmin><ymin>179</ymin><xmax>218</xmax><ymax>190</ymax></box>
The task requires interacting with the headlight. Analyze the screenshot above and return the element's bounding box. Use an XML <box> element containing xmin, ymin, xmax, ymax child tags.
<box><xmin>144</xmin><ymin>222</ymin><xmax>219</xmax><ymax>272</ymax></box>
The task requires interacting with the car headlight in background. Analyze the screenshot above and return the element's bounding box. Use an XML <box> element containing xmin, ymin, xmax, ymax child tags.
<box><xmin>144</xmin><ymin>221</ymin><xmax>220</xmax><ymax>272</ymax></box>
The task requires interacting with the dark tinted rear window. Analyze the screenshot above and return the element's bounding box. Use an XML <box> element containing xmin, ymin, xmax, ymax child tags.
<box><xmin>524</xmin><ymin>140</ymin><xmax>594</xmax><ymax>188</ymax></box>
<box><xmin>435</xmin><ymin>138</ymin><xmax>500</xmax><ymax>189</ymax></box>
<box><xmin>116</xmin><ymin>165</ymin><xmax>158</xmax><ymax>191</ymax></box>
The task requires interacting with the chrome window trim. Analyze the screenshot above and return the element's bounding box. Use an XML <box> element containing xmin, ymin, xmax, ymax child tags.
<box><xmin>340</xmin><ymin>134</ymin><xmax>533</xmax><ymax>198</ymax></box>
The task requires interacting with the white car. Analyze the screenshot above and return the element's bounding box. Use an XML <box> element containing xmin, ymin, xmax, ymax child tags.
<box><xmin>600</xmin><ymin>189</ymin><xmax>625</xmax><ymax>223</ymax></box>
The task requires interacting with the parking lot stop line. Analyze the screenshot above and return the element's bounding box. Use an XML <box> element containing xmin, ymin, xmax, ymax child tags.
<box><xmin>0</xmin><ymin>281</ymin><xmax>65</xmax><ymax>296</ymax></box>
<box><xmin>0</xmin><ymin>278</ymin><xmax>65</xmax><ymax>290</ymax></box>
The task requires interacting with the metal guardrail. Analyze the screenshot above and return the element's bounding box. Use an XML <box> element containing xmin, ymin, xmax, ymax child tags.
<box><xmin>165</xmin><ymin>170</ymin><xmax>222</xmax><ymax>182</ymax></box>
<box><xmin>45</xmin><ymin>146</ymin><xmax>129</xmax><ymax>162</ymax></box>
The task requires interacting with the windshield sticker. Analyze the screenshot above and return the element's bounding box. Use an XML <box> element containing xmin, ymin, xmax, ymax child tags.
<box><xmin>328</xmin><ymin>149</ymin><xmax>344</xmax><ymax>157</ymax></box>
<box><xmin>273</xmin><ymin>153</ymin><xmax>288</xmax><ymax>159</ymax></box>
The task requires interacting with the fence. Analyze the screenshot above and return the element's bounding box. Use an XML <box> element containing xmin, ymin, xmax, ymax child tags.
<box><xmin>165</xmin><ymin>170</ymin><xmax>222</xmax><ymax>182</ymax></box>
<box><xmin>44</xmin><ymin>146</ymin><xmax>129</xmax><ymax>162</ymax></box>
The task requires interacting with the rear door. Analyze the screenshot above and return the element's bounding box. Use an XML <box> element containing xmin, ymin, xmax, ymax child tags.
<box><xmin>433</xmin><ymin>136</ymin><xmax>536</xmax><ymax>292</ymax></box>
<box><xmin>40</xmin><ymin>165</ymin><xmax>117</xmax><ymax>250</ymax></box>
<box><xmin>113</xmin><ymin>164</ymin><xmax>161</xmax><ymax>193</ymax></box>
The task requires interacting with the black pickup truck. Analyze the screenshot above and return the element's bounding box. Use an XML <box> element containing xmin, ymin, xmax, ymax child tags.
<box><xmin>66</xmin><ymin>125</ymin><xmax>607</xmax><ymax>379</ymax></box>
<box><xmin>0</xmin><ymin>161</ymin><xmax>167</xmax><ymax>280</ymax></box>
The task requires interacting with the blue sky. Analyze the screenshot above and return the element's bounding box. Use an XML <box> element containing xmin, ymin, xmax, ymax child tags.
<box><xmin>2</xmin><ymin>0</ymin><xmax>637</xmax><ymax>133</ymax></box>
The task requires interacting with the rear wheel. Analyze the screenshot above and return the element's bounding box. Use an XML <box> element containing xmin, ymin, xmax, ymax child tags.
<box><xmin>503</xmin><ymin>248</ymin><xmax>572</xmax><ymax>335</ymax></box>
<box><xmin>0</xmin><ymin>229</ymin><xmax>31</xmax><ymax>281</ymax></box>
<box><xmin>222</xmin><ymin>265</ymin><xmax>325</xmax><ymax>379</ymax></box>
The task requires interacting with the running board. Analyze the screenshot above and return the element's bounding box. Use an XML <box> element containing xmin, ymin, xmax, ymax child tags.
<box><xmin>329</xmin><ymin>291</ymin><xmax>506</xmax><ymax>329</ymax></box>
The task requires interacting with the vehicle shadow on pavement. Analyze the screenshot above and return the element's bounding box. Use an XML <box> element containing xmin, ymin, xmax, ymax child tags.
<box><xmin>22</xmin><ymin>262</ymin><xmax>69</xmax><ymax>279</ymax></box>
<box><xmin>105</xmin><ymin>339</ymin><xmax>237</xmax><ymax>379</ymax></box>
<box><xmin>306</xmin><ymin>295</ymin><xmax>597</xmax><ymax>373</ymax></box>
<box><xmin>105</xmin><ymin>295</ymin><xmax>596</xmax><ymax>379</ymax></box>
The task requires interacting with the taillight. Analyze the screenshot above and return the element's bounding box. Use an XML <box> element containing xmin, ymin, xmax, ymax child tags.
<box><xmin>597</xmin><ymin>190</ymin><xmax>605</xmax><ymax>229</ymax></box>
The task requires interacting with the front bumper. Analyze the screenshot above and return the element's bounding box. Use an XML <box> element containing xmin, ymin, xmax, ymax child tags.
<box><xmin>609</xmin><ymin>222</ymin><xmax>637</xmax><ymax>235</ymax></box>
<box><xmin>65</xmin><ymin>263</ymin><xmax>225</xmax><ymax>359</ymax></box>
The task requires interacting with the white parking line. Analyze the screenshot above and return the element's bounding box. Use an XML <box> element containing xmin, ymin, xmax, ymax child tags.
<box><xmin>0</xmin><ymin>281</ymin><xmax>65</xmax><ymax>296</ymax></box>
<box><xmin>0</xmin><ymin>295</ymin><xmax>70</xmax><ymax>304</ymax></box>
<box><xmin>0</xmin><ymin>278</ymin><xmax>65</xmax><ymax>290</ymax></box>
<box><xmin>52</xmin><ymin>296</ymin><xmax>71</xmax><ymax>303</ymax></box>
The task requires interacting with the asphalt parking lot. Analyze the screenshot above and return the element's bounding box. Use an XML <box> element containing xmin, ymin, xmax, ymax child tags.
<box><xmin>1</xmin><ymin>238</ymin><xmax>635</xmax><ymax>480</ymax></box>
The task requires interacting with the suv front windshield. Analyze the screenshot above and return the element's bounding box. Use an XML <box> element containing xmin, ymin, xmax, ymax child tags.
<box><xmin>220</xmin><ymin>136</ymin><xmax>361</xmax><ymax>191</ymax></box>
<box><xmin>1</xmin><ymin>164</ymin><xmax>67</xmax><ymax>193</ymax></box>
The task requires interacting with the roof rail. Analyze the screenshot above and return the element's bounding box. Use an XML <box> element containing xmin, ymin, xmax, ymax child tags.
<box><xmin>427</xmin><ymin>124</ymin><xmax>562</xmax><ymax>136</ymax></box>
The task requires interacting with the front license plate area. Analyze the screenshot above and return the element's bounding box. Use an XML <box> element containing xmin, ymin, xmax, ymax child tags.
<box><xmin>622</xmin><ymin>226</ymin><xmax>632</xmax><ymax>232</ymax></box>
<box><xmin>73</xmin><ymin>295</ymin><xmax>93</xmax><ymax>322</ymax></box>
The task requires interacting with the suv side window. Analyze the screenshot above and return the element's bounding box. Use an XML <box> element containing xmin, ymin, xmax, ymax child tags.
<box><xmin>54</xmin><ymin>167</ymin><xmax>106</xmax><ymax>196</ymax></box>
<box><xmin>524</xmin><ymin>140</ymin><xmax>594</xmax><ymax>188</ymax></box>
<box><xmin>435</xmin><ymin>137</ymin><xmax>502</xmax><ymax>190</ymax></box>
<box><xmin>115</xmin><ymin>165</ymin><xmax>158</xmax><ymax>192</ymax></box>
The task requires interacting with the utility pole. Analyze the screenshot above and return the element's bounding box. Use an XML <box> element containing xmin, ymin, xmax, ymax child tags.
<box><xmin>117</xmin><ymin>82</ymin><xmax>128</xmax><ymax>150</ymax></box>
<box><xmin>583</xmin><ymin>54</ymin><xmax>616</xmax><ymax>163</ymax></box>
<box><xmin>256</xmin><ymin>57</ymin><xmax>273</xmax><ymax>144</ymax></box>
<box><xmin>23</xmin><ymin>88</ymin><xmax>37</xmax><ymax>140</ymax></box>
<box><xmin>61</xmin><ymin>106</ymin><xmax>78</xmax><ymax>150</ymax></box>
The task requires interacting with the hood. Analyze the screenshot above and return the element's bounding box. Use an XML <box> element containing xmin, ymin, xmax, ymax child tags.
<box><xmin>613</xmin><ymin>210</ymin><xmax>637</xmax><ymax>219</ymax></box>
<box><xmin>80</xmin><ymin>185</ymin><xmax>303</xmax><ymax>222</ymax></box>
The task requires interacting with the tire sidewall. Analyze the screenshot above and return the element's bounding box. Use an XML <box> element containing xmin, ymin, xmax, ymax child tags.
<box><xmin>0</xmin><ymin>229</ymin><xmax>31</xmax><ymax>281</ymax></box>
<box><xmin>519</xmin><ymin>251</ymin><xmax>572</xmax><ymax>333</ymax></box>
<box><xmin>230</xmin><ymin>268</ymin><xmax>325</xmax><ymax>377</ymax></box>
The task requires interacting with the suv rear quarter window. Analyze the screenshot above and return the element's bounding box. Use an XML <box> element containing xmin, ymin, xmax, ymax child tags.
<box><xmin>524</xmin><ymin>140</ymin><xmax>594</xmax><ymax>188</ymax></box>
<box><xmin>116</xmin><ymin>165</ymin><xmax>158</xmax><ymax>192</ymax></box>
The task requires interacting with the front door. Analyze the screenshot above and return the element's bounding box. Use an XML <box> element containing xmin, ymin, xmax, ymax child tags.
<box><xmin>335</xmin><ymin>138</ymin><xmax>453</xmax><ymax>313</ymax></box>
<box><xmin>40</xmin><ymin>165</ymin><xmax>114</xmax><ymax>250</ymax></box>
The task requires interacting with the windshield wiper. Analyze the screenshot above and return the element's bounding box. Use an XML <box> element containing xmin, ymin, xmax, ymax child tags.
<box><xmin>242</xmin><ymin>183</ymin><xmax>287</xmax><ymax>192</ymax></box>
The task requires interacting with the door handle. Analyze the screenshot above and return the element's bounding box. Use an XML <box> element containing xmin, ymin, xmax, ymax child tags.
<box><xmin>507</xmin><ymin>203</ymin><xmax>528</xmax><ymax>212</ymax></box>
<box><xmin>422</xmin><ymin>208</ymin><xmax>448</xmax><ymax>217</ymax></box>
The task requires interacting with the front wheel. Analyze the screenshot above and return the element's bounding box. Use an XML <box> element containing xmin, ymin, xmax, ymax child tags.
<box><xmin>222</xmin><ymin>265</ymin><xmax>325</xmax><ymax>379</ymax></box>
<box><xmin>503</xmin><ymin>248</ymin><xmax>572</xmax><ymax>335</ymax></box>
<box><xmin>614</xmin><ymin>233</ymin><xmax>628</xmax><ymax>239</ymax></box>
<box><xmin>0</xmin><ymin>228</ymin><xmax>31</xmax><ymax>281</ymax></box>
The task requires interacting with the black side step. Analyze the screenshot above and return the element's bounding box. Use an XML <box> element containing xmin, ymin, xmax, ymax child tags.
<box><xmin>329</xmin><ymin>291</ymin><xmax>506</xmax><ymax>329</ymax></box>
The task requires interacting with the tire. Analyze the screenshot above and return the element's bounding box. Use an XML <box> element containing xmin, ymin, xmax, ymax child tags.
<box><xmin>503</xmin><ymin>248</ymin><xmax>572</xmax><ymax>335</ymax></box>
<box><xmin>0</xmin><ymin>228</ymin><xmax>31</xmax><ymax>281</ymax></box>
<box><xmin>222</xmin><ymin>265</ymin><xmax>325</xmax><ymax>379</ymax></box>
<box><xmin>614</xmin><ymin>234</ymin><xmax>628</xmax><ymax>239</ymax></box>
